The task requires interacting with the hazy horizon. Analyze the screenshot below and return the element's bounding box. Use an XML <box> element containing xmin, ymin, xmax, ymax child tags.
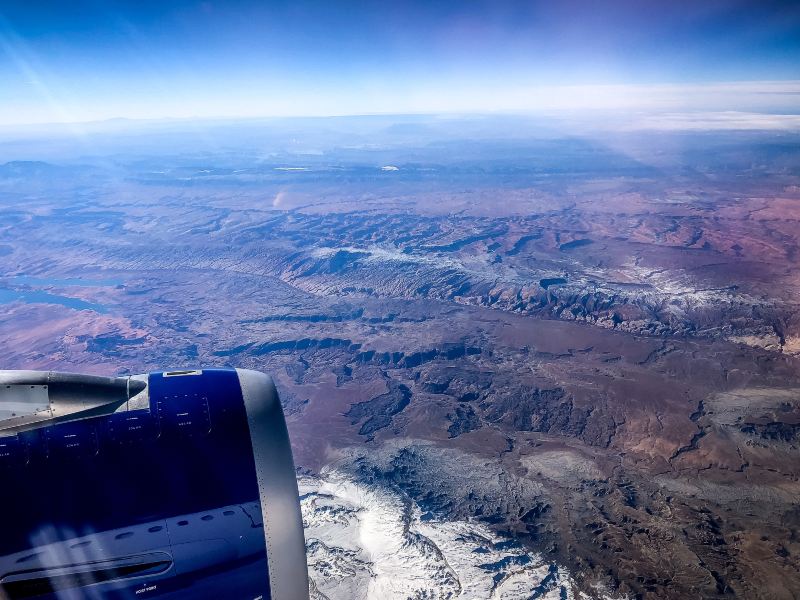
<box><xmin>1</xmin><ymin>0</ymin><xmax>799</xmax><ymax>125</ymax></box>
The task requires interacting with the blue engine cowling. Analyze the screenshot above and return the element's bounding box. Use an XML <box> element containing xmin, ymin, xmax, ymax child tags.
<box><xmin>0</xmin><ymin>368</ymin><xmax>308</xmax><ymax>600</ymax></box>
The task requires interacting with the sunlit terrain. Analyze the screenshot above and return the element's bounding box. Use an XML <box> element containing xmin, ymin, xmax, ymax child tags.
<box><xmin>0</xmin><ymin>114</ymin><xmax>799</xmax><ymax>598</ymax></box>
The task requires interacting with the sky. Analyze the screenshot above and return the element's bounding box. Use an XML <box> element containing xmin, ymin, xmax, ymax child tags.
<box><xmin>0</xmin><ymin>0</ymin><xmax>799</xmax><ymax>125</ymax></box>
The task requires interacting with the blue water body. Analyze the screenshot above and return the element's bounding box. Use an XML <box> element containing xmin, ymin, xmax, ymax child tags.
<box><xmin>0</xmin><ymin>288</ymin><xmax>108</xmax><ymax>313</ymax></box>
<box><xmin>6</xmin><ymin>275</ymin><xmax>123</xmax><ymax>287</ymax></box>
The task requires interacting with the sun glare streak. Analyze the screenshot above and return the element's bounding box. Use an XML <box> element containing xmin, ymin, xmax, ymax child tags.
<box><xmin>0</xmin><ymin>14</ymin><xmax>84</xmax><ymax>132</ymax></box>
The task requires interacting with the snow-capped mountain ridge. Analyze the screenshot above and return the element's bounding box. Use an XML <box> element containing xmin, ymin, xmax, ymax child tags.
<box><xmin>300</xmin><ymin>470</ymin><xmax>621</xmax><ymax>600</ymax></box>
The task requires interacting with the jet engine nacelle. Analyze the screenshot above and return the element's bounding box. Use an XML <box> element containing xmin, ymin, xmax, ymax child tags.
<box><xmin>0</xmin><ymin>368</ymin><xmax>309</xmax><ymax>600</ymax></box>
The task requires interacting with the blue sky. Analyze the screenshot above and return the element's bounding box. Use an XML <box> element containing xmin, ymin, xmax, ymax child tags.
<box><xmin>1</xmin><ymin>0</ymin><xmax>799</xmax><ymax>124</ymax></box>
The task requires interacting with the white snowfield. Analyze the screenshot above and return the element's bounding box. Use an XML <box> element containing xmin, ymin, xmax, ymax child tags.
<box><xmin>299</xmin><ymin>471</ymin><xmax>620</xmax><ymax>600</ymax></box>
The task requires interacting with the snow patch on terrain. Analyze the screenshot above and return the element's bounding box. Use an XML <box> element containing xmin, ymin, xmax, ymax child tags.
<box><xmin>300</xmin><ymin>470</ymin><xmax>619</xmax><ymax>600</ymax></box>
